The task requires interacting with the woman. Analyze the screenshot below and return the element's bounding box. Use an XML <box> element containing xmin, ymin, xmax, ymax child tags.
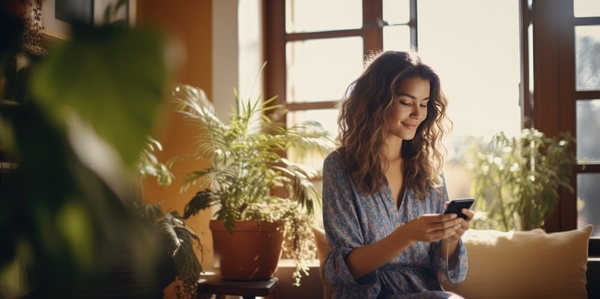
<box><xmin>322</xmin><ymin>50</ymin><xmax>473</xmax><ymax>298</ymax></box>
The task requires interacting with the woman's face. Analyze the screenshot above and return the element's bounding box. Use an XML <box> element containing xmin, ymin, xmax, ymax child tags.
<box><xmin>386</xmin><ymin>76</ymin><xmax>430</xmax><ymax>141</ymax></box>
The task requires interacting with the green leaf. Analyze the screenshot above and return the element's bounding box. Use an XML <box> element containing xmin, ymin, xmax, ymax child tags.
<box><xmin>30</xmin><ymin>26</ymin><xmax>169</xmax><ymax>167</ymax></box>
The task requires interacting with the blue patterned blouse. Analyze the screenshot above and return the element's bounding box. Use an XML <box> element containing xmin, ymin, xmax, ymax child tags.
<box><xmin>322</xmin><ymin>150</ymin><xmax>468</xmax><ymax>299</ymax></box>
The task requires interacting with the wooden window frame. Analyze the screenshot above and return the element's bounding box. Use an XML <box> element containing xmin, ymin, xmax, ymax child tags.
<box><xmin>263</xmin><ymin>0</ymin><xmax>417</xmax><ymax>112</ymax></box>
<box><xmin>528</xmin><ymin>0</ymin><xmax>600</xmax><ymax>255</ymax></box>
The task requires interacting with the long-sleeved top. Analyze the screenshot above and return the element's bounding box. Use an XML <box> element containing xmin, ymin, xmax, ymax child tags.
<box><xmin>322</xmin><ymin>150</ymin><xmax>468</xmax><ymax>299</ymax></box>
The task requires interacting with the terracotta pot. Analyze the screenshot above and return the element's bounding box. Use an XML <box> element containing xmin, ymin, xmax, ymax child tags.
<box><xmin>209</xmin><ymin>219</ymin><xmax>284</xmax><ymax>280</ymax></box>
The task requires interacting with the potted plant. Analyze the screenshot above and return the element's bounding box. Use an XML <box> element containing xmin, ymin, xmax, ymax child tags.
<box><xmin>465</xmin><ymin>128</ymin><xmax>576</xmax><ymax>231</ymax></box>
<box><xmin>170</xmin><ymin>84</ymin><xmax>335</xmax><ymax>286</ymax></box>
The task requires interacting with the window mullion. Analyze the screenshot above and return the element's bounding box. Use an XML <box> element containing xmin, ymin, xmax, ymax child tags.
<box><xmin>363</xmin><ymin>0</ymin><xmax>383</xmax><ymax>55</ymax></box>
<box><xmin>409</xmin><ymin>0</ymin><xmax>418</xmax><ymax>49</ymax></box>
<box><xmin>263</xmin><ymin>0</ymin><xmax>287</xmax><ymax>107</ymax></box>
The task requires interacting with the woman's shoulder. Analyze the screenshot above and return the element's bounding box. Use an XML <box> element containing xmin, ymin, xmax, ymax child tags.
<box><xmin>324</xmin><ymin>148</ymin><xmax>345</xmax><ymax>163</ymax></box>
<box><xmin>323</xmin><ymin>148</ymin><xmax>351</xmax><ymax>175</ymax></box>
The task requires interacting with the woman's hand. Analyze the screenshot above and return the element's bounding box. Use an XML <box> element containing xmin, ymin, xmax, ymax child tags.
<box><xmin>399</xmin><ymin>213</ymin><xmax>463</xmax><ymax>244</ymax></box>
<box><xmin>443</xmin><ymin>201</ymin><xmax>474</xmax><ymax>242</ymax></box>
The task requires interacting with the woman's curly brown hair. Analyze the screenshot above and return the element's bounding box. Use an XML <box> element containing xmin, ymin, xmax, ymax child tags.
<box><xmin>336</xmin><ymin>50</ymin><xmax>450</xmax><ymax>200</ymax></box>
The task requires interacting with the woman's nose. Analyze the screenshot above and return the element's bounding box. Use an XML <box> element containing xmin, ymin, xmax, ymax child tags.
<box><xmin>410</xmin><ymin>106</ymin><xmax>422</xmax><ymax>119</ymax></box>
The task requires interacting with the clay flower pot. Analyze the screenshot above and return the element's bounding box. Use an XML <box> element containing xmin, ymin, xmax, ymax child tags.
<box><xmin>210</xmin><ymin>219</ymin><xmax>284</xmax><ymax>280</ymax></box>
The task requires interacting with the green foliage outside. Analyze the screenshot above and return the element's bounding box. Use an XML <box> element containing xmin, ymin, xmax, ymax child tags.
<box><xmin>466</xmin><ymin>128</ymin><xmax>575</xmax><ymax>231</ymax></box>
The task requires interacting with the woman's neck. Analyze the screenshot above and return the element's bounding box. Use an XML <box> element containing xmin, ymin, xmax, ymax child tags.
<box><xmin>382</xmin><ymin>137</ymin><xmax>403</xmax><ymax>162</ymax></box>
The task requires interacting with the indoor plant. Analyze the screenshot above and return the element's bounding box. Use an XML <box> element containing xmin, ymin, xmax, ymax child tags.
<box><xmin>170</xmin><ymin>84</ymin><xmax>334</xmax><ymax>286</ymax></box>
<box><xmin>465</xmin><ymin>128</ymin><xmax>575</xmax><ymax>231</ymax></box>
<box><xmin>134</xmin><ymin>137</ymin><xmax>203</xmax><ymax>298</ymax></box>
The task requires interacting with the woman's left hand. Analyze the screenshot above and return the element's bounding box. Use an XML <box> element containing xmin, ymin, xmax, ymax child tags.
<box><xmin>443</xmin><ymin>203</ymin><xmax>474</xmax><ymax>242</ymax></box>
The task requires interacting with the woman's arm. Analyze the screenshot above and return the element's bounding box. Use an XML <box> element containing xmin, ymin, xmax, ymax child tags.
<box><xmin>346</xmin><ymin>213</ymin><xmax>462</xmax><ymax>279</ymax></box>
<box><xmin>440</xmin><ymin>239</ymin><xmax>460</xmax><ymax>268</ymax></box>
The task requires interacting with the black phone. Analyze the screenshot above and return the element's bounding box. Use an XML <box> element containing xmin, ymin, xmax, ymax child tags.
<box><xmin>443</xmin><ymin>198</ymin><xmax>474</xmax><ymax>219</ymax></box>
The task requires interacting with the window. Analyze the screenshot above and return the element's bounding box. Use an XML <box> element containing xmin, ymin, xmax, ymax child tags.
<box><xmin>574</xmin><ymin>3</ymin><xmax>600</xmax><ymax>240</ymax></box>
<box><xmin>264</xmin><ymin>0</ymin><xmax>520</xmax><ymax>198</ymax></box>
<box><xmin>264</xmin><ymin>0</ymin><xmax>418</xmax><ymax>150</ymax></box>
<box><xmin>525</xmin><ymin>0</ymin><xmax>600</xmax><ymax>254</ymax></box>
<box><xmin>263</xmin><ymin>0</ymin><xmax>599</xmax><ymax>247</ymax></box>
<box><xmin>417</xmin><ymin>0</ymin><xmax>521</xmax><ymax>199</ymax></box>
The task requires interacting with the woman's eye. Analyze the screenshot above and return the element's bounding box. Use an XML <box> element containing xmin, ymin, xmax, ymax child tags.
<box><xmin>398</xmin><ymin>99</ymin><xmax>427</xmax><ymax>107</ymax></box>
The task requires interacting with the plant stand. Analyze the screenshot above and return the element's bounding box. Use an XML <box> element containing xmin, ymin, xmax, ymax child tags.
<box><xmin>197</xmin><ymin>273</ymin><xmax>280</xmax><ymax>299</ymax></box>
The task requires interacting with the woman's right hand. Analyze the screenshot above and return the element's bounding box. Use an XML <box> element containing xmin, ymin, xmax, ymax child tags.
<box><xmin>399</xmin><ymin>213</ymin><xmax>462</xmax><ymax>243</ymax></box>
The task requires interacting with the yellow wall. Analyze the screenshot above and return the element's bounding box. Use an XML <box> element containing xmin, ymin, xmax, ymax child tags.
<box><xmin>136</xmin><ymin>0</ymin><xmax>215</xmax><ymax>273</ymax></box>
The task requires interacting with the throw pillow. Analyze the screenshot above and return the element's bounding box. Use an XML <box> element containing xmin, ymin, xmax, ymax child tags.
<box><xmin>442</xmin><ymin>225</ymin><xmax>593</xmax><ymax>299</ymax></box>
<box><xmin>312</xmin><ymin>226</ymin><xmax>333</xmax><ymax>299</ymax></box>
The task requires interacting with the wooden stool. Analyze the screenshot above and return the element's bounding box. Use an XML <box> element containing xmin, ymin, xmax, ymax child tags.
<box><xmin>197</xmin><ymin>275</ymin><xmax>279</xmax><ymax>299</ymax></box>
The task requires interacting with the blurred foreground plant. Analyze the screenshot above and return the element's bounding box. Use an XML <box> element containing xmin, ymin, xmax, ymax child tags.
<box><xmin>0</xmin><ymin>1</ymin><xmax>173</xmax><ymax>297</ymax></box>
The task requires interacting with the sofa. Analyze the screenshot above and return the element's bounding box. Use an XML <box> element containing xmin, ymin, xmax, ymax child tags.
<box><xmin>313</xmin><ymin>224</ymin><xmax>593</xmax><ymax>299</ymax></box>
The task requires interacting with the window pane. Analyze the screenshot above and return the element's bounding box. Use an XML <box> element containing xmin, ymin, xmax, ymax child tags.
<box><xmin>576</xmin><ymin>25</ymin><xmax>600</xmax><ymax>91</ymax></box>
<box><xmin>286</xmin><ymin>109</ymin><xmax>338</xmax><ymax>170</ymax></box>
<box><xmin>418</xmin><ymin>0</ymin><xmax>521</xmax><ymax>199</ymax></box>
<box><xmin>287</xmin><ymin>109</ymin><xmax>338</xmax><ymax>139</ymax></box>
<box><xmin>383</xmin><ymin>0</ymin><xmax>410</xmax><ymax>25</ymax></box>
<box><xmin>578</xmin><ymin>173</ymin><xmax>600</xmax><ymax>236</ymax></box>
<box><xmin>383</xmin><ymin>25</ymin><xmax>412</xmax><ymax>52</ymax></box>
<box><xmin>574</xmin><ymin>0</ymin><xmax>600</xmax><ymax>18</ymax></box>
<box><xmin>528</xmin><ymin>24</ymin><xmax>534</xmax><ymax>94</ymax></box>
<box><xmin>286</xmin><ymin>38</ymin><xmax>364</xmax><ymax>103</ymax></box>
<box><xmin>285</xmin><ymin>0</ymin><xmax>362</xmax><ymax>33</ymax></box>
<box><xmin>576</xmin><ymin>99</ymin><xmax>600</xmax><ymax>162</ymax></box>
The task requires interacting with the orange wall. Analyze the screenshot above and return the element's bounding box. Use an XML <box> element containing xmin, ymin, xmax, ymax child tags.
<box><xmin>136</xmin><ymin>0</ymin><xmax>215</xmax><ymax>273</ymax></box>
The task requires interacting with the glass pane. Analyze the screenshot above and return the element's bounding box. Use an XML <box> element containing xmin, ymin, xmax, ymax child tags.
<box><xmin>286</xmin><ymin>38</ymin><xmax>364</xmax><ymax>103</ymax></box>
<box><xmin>383</xmin><ymin>0</ymin><xmax>410</xmax><ymax>25</ymax></box>
<box><xmin>576</xmin><ymin>25</ymin><xmax>600</xmax><ymax>90</ymax></box>
<box><xmin>576</xmin><ymin>99</ymin><xmax>600</xmax><ymax>162</ymax></box>
<box><xmin>578</xmin><ymin>173</ymin><xmax>600</xmax><ymax>236</ymax></box>
<box><xmin>383</xmin><ymin>25</ymin><xmax>412</xmax><ymax>52</ymax></box>
<box><xmin>285</xmin><ymin>0</ymin><xmax>362</xmax><ymax>33</ymax></box>
<box><xmin>286</xmin><ymin>109</ymin><xmax>339</xmax><ymax>170</ymax></box>
<box><xmin>287</xmin><ymin>109</ymin><xmax>338</xmax><ymax>141</ymax></box>
<box><xmin>574</xmin><ymin>0</ymin><xmax>600</xmax><ymax>18</ymax></box>
<box><xmin>418</xmin><ymin>0</ymin><xmax>521</xmax><ymax>200</ymax></box>
<box><xmin>528</xmin><ymin>24</ymin><xmax>534</xmax><ymax>94</ymax></box>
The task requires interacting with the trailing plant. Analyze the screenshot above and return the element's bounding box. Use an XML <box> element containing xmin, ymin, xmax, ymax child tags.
<box><xmin>466</xmin><ymin>128</ymin><xmax>575</xmax><ymax>231</ymax></box>
<box><xmin>135</xmin><ymin>137</ymin><xmax>203</xmax><ymax>299</ymax></box>
<box><xmin>170</xmin><ymin>84</ymin><xmax>335</xmax><ymax>286</ymax></box>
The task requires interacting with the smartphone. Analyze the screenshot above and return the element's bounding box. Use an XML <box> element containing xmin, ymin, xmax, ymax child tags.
<box><xmin>443</xmin><ymin>198</ymin><xmax>475</xmax><ymax>219</ymax></box>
